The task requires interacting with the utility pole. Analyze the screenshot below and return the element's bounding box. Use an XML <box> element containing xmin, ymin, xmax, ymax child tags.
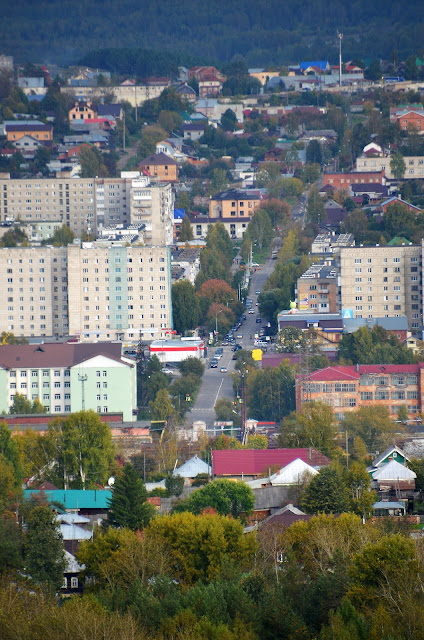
<box><xmin>338</xmin><ymin>32</ymin><xmax>343</xmax><ymax>88</ymax></box>
<box><xmin>78</xmin><ymin>373</ymin><xmax>88</xmax><ymax>410</ymax></box>
<box><xmin>134</xmin><ymin>84</ymin><xmax>138</xmax><ymax>122</ymax></box>
<box><xmin>123</xmin><ymin>109</ymin><xmax>126</xmax><ymax>151</ymax></box>
<box><xmin>240</xmin><ymin>369</ymin><xmax>247</xmax><ymax>445</ymax></box>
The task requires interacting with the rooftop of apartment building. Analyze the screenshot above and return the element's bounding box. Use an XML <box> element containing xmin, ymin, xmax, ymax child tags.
<box><xmin>211</xmin><ymin>189</ymin><xmax>261</xmax><ymax>201</ymax></box>
<box><xmin>298</xmin><ymin>263</ymin><xmax>337</xmax><ymax>280</ymax></box>
<box><xmin>297</xmin><ymin>363</ymin><xmax>423</xmax><ymax>382</ymax></box>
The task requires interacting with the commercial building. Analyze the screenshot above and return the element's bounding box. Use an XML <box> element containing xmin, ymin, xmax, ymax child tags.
<box><xmin>323</xmin><ymin>171</ymin><xmax>385</xmax><ymax>189</ymax></box>
<box><xmin>296</xmin><ymin>363</ymin><xmax>424</xmax><ymax>422</ymax></box>
<box><xmin>0</xmin><ymin>242</ymin><xmax>172</xmax><ymax>342</ymax></box>
<box><xmin>0</xmin><ymin>342</ymin><xmax>136</xmax><ymax>420</ymax></box>
<box><xmin>149</xmin><ymin>338</ymin><xmax>205</xmax><ymax>363</ymax></box>
<box><xmin>0</xmin><ymin>172</ymin><xmax>174</xmax><ymax>242</ymax></box>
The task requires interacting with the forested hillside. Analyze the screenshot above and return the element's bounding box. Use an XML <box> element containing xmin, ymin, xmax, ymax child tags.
<box><xmin>2</xmin><ymin>0</ymin><xmax>424</xmax><ymax>66</ymax></box>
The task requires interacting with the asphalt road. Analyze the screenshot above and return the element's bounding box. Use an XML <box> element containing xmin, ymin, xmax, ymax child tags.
<box><xmin>189</xmin><ymin>257</ymin><xmax>275</xmax><ymax>426</ymax></box>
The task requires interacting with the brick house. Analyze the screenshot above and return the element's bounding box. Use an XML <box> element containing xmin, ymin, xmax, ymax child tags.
<box><xmin>296</xmin><ymin>364</ymin><xmax>424</xmax><ymax>421</ymax></box>
<box><xmin>138</xmin><ymin>152</ymin><xmax>178</xmax><ymax>182</ymax></box>
<box><xmin>323</xmin><ymin>171</ymin><xmax>385</xmax><ymax>189</ymax></box>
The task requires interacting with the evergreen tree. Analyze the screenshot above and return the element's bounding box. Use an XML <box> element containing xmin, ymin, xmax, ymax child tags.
<box><xmin>25</xmin><ymin>505</ymin><xmax>65</xmax><ymax>594</ymax></box>
<box><xmin>107</xmin><ymin>462</ymin><xmax>155</xmax><ymax>530</ymax></box>
<box><xmin>300</xmin><ymin>465</ymin><xmax>350</xmax><ymax>514</ymax></box>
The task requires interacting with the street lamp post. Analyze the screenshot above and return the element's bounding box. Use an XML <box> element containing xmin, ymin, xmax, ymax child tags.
<box><xmin>215</xmin><ymin>309</ymin><xmax>223</xmax><ymax>338</ymax></box>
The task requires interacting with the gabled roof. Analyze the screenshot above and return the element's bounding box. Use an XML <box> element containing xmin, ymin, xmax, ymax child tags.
<box><xmin>372</xmin><ymin>459</ymin><xmax>416</xmax><ymax>481</ymax></box>
<box><xmin>372</xmin><ymin>445</ymin><xmax>410</xmax><ymax>467</ymax></box>
<box><xmin>212</xmin><ymin>448</ymin><xmax>330</xmax><ymax>476</ymax></box>
<box><xmin>300</xmin><ymin>61</ymin><xmax>329</xmax><ymax>71</ymax></box>
<box><xmin>64</xmin><ymin>550</ymin><xmax>85</xmax><ymax>574</ymax></box>
<box><xmin>271</xmin><ymin>458</ymin><xmax>318</xmax><ymax>485</ymax></box>
<box><xmin>60</xmin><ymin>523</ymin><xmax>93</xmax><ymax>541</ymax></box>
<box><xmin>304</xmin><ymin>366</ymin><xmax>360</xmax><ymax>382</ymax></box>
<box><xmin>174</xmin><ymin>454</ymin><xmax>211</xmax><ymax>478</ymax></box>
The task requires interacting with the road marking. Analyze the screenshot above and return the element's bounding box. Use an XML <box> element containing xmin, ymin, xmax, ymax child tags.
<box><xmin>214</xmin><ymin>378</ymin><xmax>224</xmax><ymax>407</ymax></box>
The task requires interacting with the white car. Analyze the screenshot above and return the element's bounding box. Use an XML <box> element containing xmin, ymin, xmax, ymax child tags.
<box><xmin>248</xmin><ymin>309</ymin><xmax>255</xmax><ymax>314</ymax></box>
<box><xmin>162</xmin><ymin>368</ymin><xmax>174</xmax><ymax>375</ymax></box>
<box><xmin>252</xmin><ymin>262</ymin><xmax>259</xmax><ymax>267</ymax></box>
<box><xmin>237</xmin><ymin>333</ymin><xmax>243</xmax><ymax>339</ymax></box>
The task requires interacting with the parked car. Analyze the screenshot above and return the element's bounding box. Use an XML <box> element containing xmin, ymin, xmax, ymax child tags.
<box><xmin>252</xmin><ymin>262</ymin><xmax>259</xmax><ymax>267</ymax></box>
<box><xmin>162</xmin><ymin>368</ymin><xmax>174</xmax><ymax>375</ymax></box>
<box><xmin>242</xmin><ymin>315</ymin><xmax>247</xmax><ymax>321</ymax></box>
<box><xmin>233</xmin><ymin>344</ymin><xmax>242</xmax><ymax>352</ymax></box>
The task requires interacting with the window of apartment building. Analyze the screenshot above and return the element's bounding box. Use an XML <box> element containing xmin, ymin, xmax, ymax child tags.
<box><xmin>360</xmin><ymin>392</ymin><xmax>373</xmax><ymax>400</ymax></box>
<box><xmin>391</xmin><ymin>390</ymin><xmax>405</xmax><ymax>400</ymax></box>
<box><xmin>407</xmin><ymin>390</ymin><xmax>419</xmax><ymax>399</ymax></box>
<box><xmin>354</xmin><ymin>258</ymin><xmax>362</xmax><ymax>264</ymax></box>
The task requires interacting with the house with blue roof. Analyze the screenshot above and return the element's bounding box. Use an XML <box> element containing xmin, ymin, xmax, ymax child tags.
<box><xmin>24</xmin><ymin>489</ymin><xmax>112</xmax><ymax>519</ymax></box>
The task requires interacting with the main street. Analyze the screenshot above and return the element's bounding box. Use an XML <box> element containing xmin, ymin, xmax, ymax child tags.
<box><xmin>189</xmin><ymin>257</ymin><xmax>275</xmax><ymax>426</ymax></box>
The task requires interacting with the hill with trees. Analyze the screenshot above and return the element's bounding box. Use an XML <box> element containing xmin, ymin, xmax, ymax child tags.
<box><xmin>3</xmin><ymin>0</ymin><xmax>424</xmax><ymax>66</ymax></box>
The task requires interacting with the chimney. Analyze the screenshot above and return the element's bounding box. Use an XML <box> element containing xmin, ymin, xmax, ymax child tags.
<box><xmin>356</xmin><ymin>363</ymin><xmax>359</xmax><ymax>372</ymax></box>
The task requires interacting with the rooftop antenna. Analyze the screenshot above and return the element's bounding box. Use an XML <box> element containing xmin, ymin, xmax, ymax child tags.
<box><xmin>338</xmin><ymin>32</ymin><xmax>343</xmax><ymax>88</ymax></box>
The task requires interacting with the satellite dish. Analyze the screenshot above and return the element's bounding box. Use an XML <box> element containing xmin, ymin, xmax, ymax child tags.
<box><xmin>107</xmin><ymin>476</ymin><xmax>115</xmax><ymax>486</ymax></box>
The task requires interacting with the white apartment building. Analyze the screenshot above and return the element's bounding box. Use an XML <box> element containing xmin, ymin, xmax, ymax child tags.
<box><xmin>356</xmin><ymin>155</ymin><xmax>424</xmax><ymax>179</ymax></box>
<box><xmin>0</xmin><ymin>172</ymin><xmax>174</xmax><ymax>244</ymax></box>
<box><xmin>0</xmin><ymin>243</ymin><xmax>172</xmax><ymax>341</ymax></box>
<box><xmin>338</xmin><ymin>242</ymin><xmax>423</xmax><ymax>331</ymax></box>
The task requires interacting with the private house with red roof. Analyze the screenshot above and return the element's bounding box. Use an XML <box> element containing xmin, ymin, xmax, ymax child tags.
<box><xmin>390</xmin><ymin>106</ymin><xmax>424</xmax><ymax>133</ymax></box>
<box><xmin>296</xmin><ymin>363</ymin><xmax>424</xmax><ymax>421</ymax></box>
<box><xmin>212</xmin><ymin>448</ymin><xmax>331</xmax><ymax>481</ymax></box>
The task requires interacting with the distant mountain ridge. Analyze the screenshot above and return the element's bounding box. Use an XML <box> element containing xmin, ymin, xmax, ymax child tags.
<box><xmin>2</xmin><ymin>0</ymin><xmax>424</xmax><ymax>66</ymax></box>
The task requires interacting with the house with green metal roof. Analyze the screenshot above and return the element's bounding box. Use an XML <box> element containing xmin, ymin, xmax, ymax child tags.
<box><xmin>24</xmin><ymin>489</ymin><xmax>112</xmax><ymax>515</ymax></box>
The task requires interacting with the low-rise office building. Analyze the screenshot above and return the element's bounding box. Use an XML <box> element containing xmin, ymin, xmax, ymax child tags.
<box><xmin>0</xmin><ymin>342</ymin><xmax>137</xmax><ymax>420</ymax></box>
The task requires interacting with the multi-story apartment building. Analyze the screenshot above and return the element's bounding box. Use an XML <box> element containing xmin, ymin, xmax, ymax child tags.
<box><xmin>0</xmin><ymin>172</ymin><xmax>174</xmax><ymax>243</ymax></box>
<box><xmin>338</xmin><ymin>243</ymin><xmax>423</xmax><ymax>331</ymax></box>
<box><xmin>0</xmin><ymin>243</ymin><xmax>172</xmax><ymax>342</ymax></box>
<box><xmin>0</xmin><ymin>342</ymin><xmax>136</xmax><ymax>420</ymax></box>
<box><xmin>296</xmin><ymin>363</ymin><xmax>424</xmax><ymax>422</ymax></box>
<box><xmin>295</xmin><ymin>241</ymin><xmax>424</xmax><ymax>331</ymax></box>
<box><xmin>356</xmin><ymin>155</ymin><xmax>424</xmax><ymax>180</ymax></box>
<box><xmin>0</xmin><ymin>246</ymin><xmax>69</xmax><ymax>337</ymax></box>
<box><xmin>67</xmin><ymin>244</ymin><xmax>172</xmax><ymax>342</ymax></box>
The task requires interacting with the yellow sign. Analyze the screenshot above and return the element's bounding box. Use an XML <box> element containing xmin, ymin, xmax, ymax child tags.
<box><xmin>299</xmin><ymin>293</ymin><xmax>308</xmax><ymax>311</ymax></box>
<box><xmin>252</xmin><ymin>348</ymin><xmax>263</xmax><ymax>361</ymax></box>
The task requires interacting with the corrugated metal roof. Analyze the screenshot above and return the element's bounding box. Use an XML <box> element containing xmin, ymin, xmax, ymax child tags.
<box><xmin>0</xmin><ymin>342</ymin><xmax>126</xmax><ymax>369</ymax></box>
<box><xmin>212</xmin><ymin>449</ymin><xmax>330</xmax><ymax>476</ymax></box>
<box><xmin>24</xmin><ymin>489</ymin><xmax>112</xmax><ymax>510</ymax></box>
<box><xmin>271</xmin><ymin>458</ymin><xmax>318</xmax><ymax>486</ymax></box>
<box><xmin>174</xmin><ymin>454</ymin><xmax>211</xmax><ymax>478</ymax></box>
<box><xmin>372</xmin><ymin>459</ymin><xmax>416</xmax><ymax>480</ymax></box>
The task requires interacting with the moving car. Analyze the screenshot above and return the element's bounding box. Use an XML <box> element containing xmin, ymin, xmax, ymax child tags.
<box><xmin>248</xmin><ymin>309</ymin><xmax>255</xmax><ymax>314</ymax></box>
<box><xmin>237</xmin><ymin>333</ymin><xmax>243</xmax><ymax>339</ymax></box>
<box><xmin>255</xmin><ymin>290</ymin><xmax>260</xmax><ymax>295</ymax></box>
<box><xmin>210</xmin><ymin>359</ymin><xmax>218</xmax><ymax>368</ymax></box>
<box><xmin>220</xmin><ymin>366</ymin><xmax>228</xmax><ymax>373</ymax></box>
<box><xmin>256</xmin><ymin>317</ymin><xmax>262</xmax><ymax>323</ymax></box>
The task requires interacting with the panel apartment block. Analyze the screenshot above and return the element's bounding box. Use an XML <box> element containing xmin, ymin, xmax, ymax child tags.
<box><xmin>0</xmin><ymin>173</ymin><xmax>174</xmax><ymax>244</ymax></box>
<box><xmin>67</xmin><ymin>244</ymin><xmax>173</xmax><ymax>342</ymax></box>
<box><xmin>338</xmin><ymin>243</ymin><xmax>424</xmax><ymax>331</ymax></box>
<box><xmin>0</xmin><ymin>246</ymin><xmax>68</xmax><ymax>338</ymax></box>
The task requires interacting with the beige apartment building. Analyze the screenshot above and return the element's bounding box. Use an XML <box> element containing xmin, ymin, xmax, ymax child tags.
<box><xmin>0</xmin><ymin>246</ymin><xmax>69</xmax><ymax>337</ymax></box>
<box><xmin>338</xmin><ymin>243</ymin><xmax>423</xmax><ymax>331</ymax></box>
<box><xmin>0</xmin><ymin>243</ymin><xmax>172</xmax><ymax>341</ymax></box>
<box><xmin>67</xmin><ymin>244</ymin><xmax>172</xmax><ymax>342</ymax></box>
<box><xmin>356</xmin><ymin>155</ymin><xmax>424</xmax><ymax>179</ymax></box>
<box><xmin>0</xmin><ymin>173</ymin><xmax>174</xmax><ymax>244</ymax></box>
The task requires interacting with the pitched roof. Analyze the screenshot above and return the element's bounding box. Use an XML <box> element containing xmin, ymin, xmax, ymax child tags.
<box><xmin>212</xmin><ymin>448</ymin><xmax>330</xmax><ymax>476</ymax></box>
<box><xmin>271</xmin><ymin>458</ymin><xmax>318</xmax><ymax>485</ymax></box>
<box><xmin>0</xmin><ymin>342</ymin><xmax>126</xmax><ymax>370</ymax></box>
<box><xmin>24</xmin><ymin>489</ymin><xmax>112</xmax><ymax>510</ymax></box>
<box><xmin>304</xmin><ymin>366</ymin><xmax>360</xmax><ymax>381</ymax></box>
<box><xmin>138</xmin><ymin>152</ymin><xmax>178</xmax><ymax>166</ymax></box>
<box><xmin>174</xmin><ymin>454</ymin><xmax>211</xmax><ymax>478</ymax></box>
<box><xmin>373</xmin><ymin>445</ymin><xmax>410</xmax><ymax>467</ymax></box>
<box><xmin>303</xmin><ymin>363</ymin><xmax>421</xmax><ymax>382</ymax></box>
<box><xmin>372</xmin><ymin>459</ymin><xmax>416</xmax><ymax>481</ymax></box>
<box><xmin>5</xmin><ymin>124</ymin><xmax>52</xmax><ymax>132</ymax></box>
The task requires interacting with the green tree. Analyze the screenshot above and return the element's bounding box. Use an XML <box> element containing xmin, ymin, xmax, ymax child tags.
<box><xmin>179</xmin><ymin>215</ymin><xmax>193</xmax><ymax>241</ymax></box>
<box><xmin>346</xmin><ymin>461</ymin><xmax>375</xmax><ymax>517</ymax></box>
<box><xmin>338</xmin><ymin>325</ymin><xmax>416</xmax><ymax>365</ymax></box>
<box><xmin>150</xmin><ymin>388</ymin><xmax>175</xmax><ymax>421</ymax></box>
<box><xmin>404</xmin><ymin>55</ymin><xmax>419</xmax><ymax>80</ymax></box>
<box><xmin>306</xmin><ymin>185</ymin><xmax>325</xmax><ymax>224</ymax></box>
<box><xmin>0</xmin><ymin>420</ymin><xmax>21</xmax><ymax>481</ymax></box>
<box><xmin>390</xmin><ymin>152</ymin><xmax>406</xmax><ymax>180</ymax></box>
<box><xmin>144</xmin><ymin>512</ymin><xmax>256</xmax><ymax>586</ymax></box>
<box><xmin>43</xmin><ymin>224</ymin><xmax>75</xmax><ymax>246</ymax></box>
<box><xmin>306</xmin><ymin>139</ymin><xmax>322</xmax><ymax>165</ymax></box>
<box><xmin>248</xmin><ymin>208</ymin><xmax>274</xmax><ymax>249</ymax></box>
<box><xmin>9</xmin><ymin>393</ymin><xmax>33</xmax><ymax>415</ymax></box>
<box><xmin>178</xmin><ymin>356</ymin><xmax>205</xmax><ymax>378</ymax></box>
<box><xmin>172</xmin><ymin>280</ymin><xmax>200</xmax><ymax>334</ymax></box>
<box><xmin>0</xmin><ymin>454</ymin><xmax>20</xmax><ymax>513</ymax></box>
<box><xmin>384</xmin><ymin>201</ymin><xmax>415</xmax><ymax>238</ymax></box>
<box><xmin>25</xmin><ymin>505</ymin><xmax>65</xmax><ymax>594</ymax></box>
<box><xmin>300</xmin><ymin>465</ymin><xmax>350</xmax><ymax>514</ymax></box>
<box><xmin>175</xmin><ymin>479</ymin><xmax>255</xmax><ymax>519</ymax></box>
<box><xmin>79</xmin><ymin>145</ymin><xmax>108</xmax><ymax>178</ymax></box>
<box><xmin>209</xmin><ymin>168</ymin><xmax>229</xmax><ymax>195</ymax></box>
<box><xmin>341</xmin><ymin>209</ymin><xmax>369</xmax><ymax>243</ymax></box>
<box><xmin>247</xmin><ymin>361</ymin><xmax>296</xmax><ymax>422</ymax></box>
<box><xmin>0</xmin><ymin>514</ymin><xmax>22</xmax><ymax>573</ymax></box>
<box><xmin>215</xmin><ymin>398</ymin><xmax>239</xmax><ymax>423</ymax></box>
<box><xmin>279</xmin><ymin>401</ymin><xmax>340</xmax><ymax>458</ymax></box>
<box><xmin>165</xmin><ymin>473</ymin><xmax>185</xmax><ymax>497</ymax></box>
<box><xmin>343</xmin><ymin>406</ymin><xmax>398</xmax><ymax>454</ymax></box>
<box><xmin>220</xmin><ymin>108</ymin><xmax>237</xmax><ymax>131</ymax></box>
<box><xmin>47</xmin><ymin>410</ymin><xmax>116</xmax><ymax>489</ymax></box>
<box><xmin>0</xmin><ymin>331</ymin><xmax>28</xmax><ymax>345</ymax></box>
<box><xmin>108</xmin><ymin>463</ymin><xmax>155</xmax><ymax>530</ymax></box>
